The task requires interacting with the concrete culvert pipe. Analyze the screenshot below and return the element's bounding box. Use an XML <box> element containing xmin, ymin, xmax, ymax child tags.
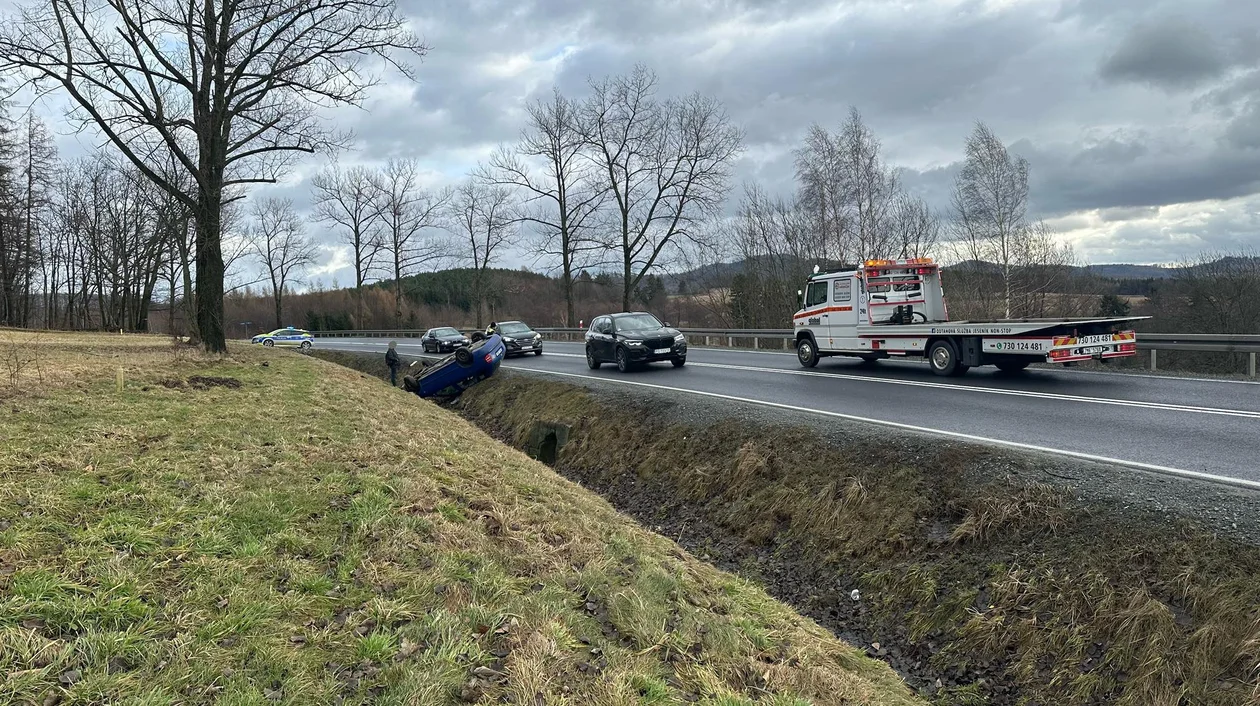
<box><xmin>527</xmin><ymin>422</ymin><xmax>570</xmax><ymax>465</ymax></box>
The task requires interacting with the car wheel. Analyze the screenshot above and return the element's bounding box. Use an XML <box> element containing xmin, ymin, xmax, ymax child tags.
<box><xmin>586</xmin><ymin>347</ymin><xmax>601</xmax><ymax>370</ymax></box>
<box><xmin>796</xmin><ymin>338</ymin><xmax>819</xmax><ymax>368</ymax></box>
<box><xmin>534</xmin><ymin>349</ymin><xmax>542</xmax><ymax>356</ymax></box>
<box><xmin>995</xmin><ymin>360</ymin><xmax>1031</xmax><ymax>373</ymax></box>
<box><xmin>615</xmin><ymin>347</ymin><xmax>630</xmax><ymax>372</ymax></box>
<box><xmin>455</xmin><ymin>348</ymin><xmax>474</xmax><ymax>367</ymax></box>
<box><xmin>300</xmin><ymin>341</ymin><xmax>311</xmax><ymax>351</ymax></box>
<box><xmin>671</xmin><ymin>357</ymin><xmax>686</xmax><ymax>368</ymax></box>
<box><xmin>263</xmin><ymin>339</ymin><xmax>274</xmax><ymax>347</ymax></box>
<box><xmin>928</xmin><ymin>340</ymin><xmax>961</xmax><ymax>376</ymax></box>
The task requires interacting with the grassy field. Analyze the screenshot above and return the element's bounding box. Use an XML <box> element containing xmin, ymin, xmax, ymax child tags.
<box><xmin>0</xmin><ymin>331</ymin><xmax>921</xmax><ymax>706</ymax></box>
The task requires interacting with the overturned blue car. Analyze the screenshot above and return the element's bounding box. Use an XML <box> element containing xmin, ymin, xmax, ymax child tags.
<box><xmin>402</xmin><ymin>333</ymin><xmax>506</xmax><ymax>399</ymax></box>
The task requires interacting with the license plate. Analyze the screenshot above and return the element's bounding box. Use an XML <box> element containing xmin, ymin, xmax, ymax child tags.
<box><xmin>1080</xmin><ymin>346</ymin><xmax>1106</xmax><ymax>354</ymax></box>
<box><xmin>1078</xmin><ymin>334</ymin><xmax>1114</xmax><ymax>345</ymax></box>
<box><xmin>519</xmin><ymin>345</ymin><xmax>532</xmax><ymax>350</ymax></box>
<box><xmin>653</xmin><ymin>348</ymin><xmax>670</xmax><ymax>354</ymax></box>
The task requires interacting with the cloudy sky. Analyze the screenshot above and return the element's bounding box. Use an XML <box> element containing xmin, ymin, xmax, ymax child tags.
<box><xmin>37</xmin><ymin>0</ymin><xmax>1260</xmax><ymax>282</ymax></box>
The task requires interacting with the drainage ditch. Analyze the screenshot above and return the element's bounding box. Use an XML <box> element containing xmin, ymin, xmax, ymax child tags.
<box><xmin>311</xmin><ymin>351</ymin><xmax>1260</xmax><ymax>705</ymax></box>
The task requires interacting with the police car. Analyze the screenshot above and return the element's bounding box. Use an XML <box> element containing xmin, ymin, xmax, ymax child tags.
<box><xmin>251</xmin><ymin>327</ymin><xmax>314</xmax><ymax>350</ymax></box>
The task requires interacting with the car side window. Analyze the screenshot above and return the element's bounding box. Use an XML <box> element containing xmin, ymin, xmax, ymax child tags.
<box><xmin>597</xmin><ymin>318</ymin><xmax>612</xmax><ymax>334</ymax></box>
<box><xmin>805</xmin><ymin>281</ymin><xmax>829</xmax><ymax>308</ymax></box>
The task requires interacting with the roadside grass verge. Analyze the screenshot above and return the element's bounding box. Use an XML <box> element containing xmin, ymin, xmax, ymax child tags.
<box><xmin>0</xmin><ymin>332</ymin><xmax>921</xmax><ymax>706</ymax></box>
<box><xmin>449</xmin><ymin>373</ymin><xmax>1260</xmax><ymax>706</ymax></box>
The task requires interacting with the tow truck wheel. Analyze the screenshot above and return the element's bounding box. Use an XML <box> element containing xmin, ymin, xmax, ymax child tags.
<box><xmin>586</xmin><ymin>347</ymin><xmax>601</xmax><ymax>370</ymax></box>
<box><xmin>928</xmin><ymin>340</ymin><xmax>960</xmax><ymax>376</ymax></box>
<box><xmin>995</xmin><ymin>360</ymin><xmax>1031</xmax><ymax>373</ymax></box>
<box><xmin>797</xmin><ymin>338</ymin><xmax>819</xmax><ymax>368</ymax></box>
<box><xmin>455</xmin><ymin>347</ymin><xmax>474</xmax><ymax>367</ymax></box>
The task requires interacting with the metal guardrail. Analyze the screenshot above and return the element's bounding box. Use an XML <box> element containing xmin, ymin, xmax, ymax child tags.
<box><xmin>312</xmin><ymin>328</ymin><xmax>1260</xmax><ymax>376</ymax></box>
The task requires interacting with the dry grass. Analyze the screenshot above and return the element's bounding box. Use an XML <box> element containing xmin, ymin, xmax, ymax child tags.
<box><xmin>948</xmin><ymin>480</ymin><xmax>1069</xmax><ymax>543</ymax></box>
<box><xmin>449</xmin><ymin>373</ymin><xmax>1260</xmax><ymax>706</ymax></box>
<box><xmin>0</xmin><ymin>333</ymin><xmax>921</xmax><ymax>705</ymax></box>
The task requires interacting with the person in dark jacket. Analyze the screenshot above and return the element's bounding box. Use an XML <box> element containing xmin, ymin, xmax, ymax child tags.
<box><xmin>385</xmin><ymin>341</ymin><xmax>401</xmax><ymax>386</ymax></box>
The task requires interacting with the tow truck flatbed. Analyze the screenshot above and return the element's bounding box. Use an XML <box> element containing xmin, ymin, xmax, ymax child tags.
<box><xmin>793</xmin><ymin>258</ymin><xmax>1148</xmax><ymax>376</ymax></box>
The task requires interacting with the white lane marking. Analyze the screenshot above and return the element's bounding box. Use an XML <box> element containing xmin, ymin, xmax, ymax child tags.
<box><xmin>323</xmin><ymin>338</ymin><xmax>1260</xmax><ymax>386</ymax></box>
<box><xmin>685</xmin><ymin>361</ymin><xmax>1260</xmax><ymax>419</ymax></box>
<box><xmin>514</xmin><ymin>368</ymin><xmax>1260</xmax><ymax>492</ymax></box>
<box><xmin>502</xmin><ymin>351</ymin><xmax>1260</xmax><ymax>419</ymax></box>
<box><xmin>320</xmin><ymin>343</ymin><xmax>1260</xmax><ymax>418</ymax></box>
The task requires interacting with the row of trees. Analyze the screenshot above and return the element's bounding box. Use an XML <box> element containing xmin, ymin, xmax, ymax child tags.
<box><xmin>714</xmin><ymin>115</ymin><xmax>1085</xmax><ymax>328</ymax></box>
<box><xmin>1</xmin><ymin>0</ymin><xmax>425</xmax><ymax>351</ymax></box>
<box><xmin>304</xmin><ymin>64</ymin><xmax>743</xmax><ymax>329</ymax></box>
<box><xmin>0</xmin><ymin>107</ymin><xmax>330</xmax><ymax>335</ymax></box>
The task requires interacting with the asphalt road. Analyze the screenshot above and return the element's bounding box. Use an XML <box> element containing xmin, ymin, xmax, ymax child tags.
<box><xmin>317</xmin><ymin>337</ymin><xmax>1260</xmax><ymax>489</ymax></box>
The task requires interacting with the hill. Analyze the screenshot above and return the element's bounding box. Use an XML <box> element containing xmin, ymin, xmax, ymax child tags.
<box><xmin>0</xmin><ymin>331</ymin><xmax>921</xmax><ymax>705</ymax></box>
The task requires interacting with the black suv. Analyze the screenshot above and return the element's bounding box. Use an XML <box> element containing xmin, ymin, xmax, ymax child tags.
<box><xmin>584</xmin><ymin>312</ymin><xmax>686</xmax><ymax>371</ymax></box>
<box><xmin>421</xmin><ymin>326</ymin><xmax>470</xmax><ymax>353</ymax></box>
<box><xmin>495</xmin><ymin>320</ymin><xmax>544</xmax><ymax>357</ymax></box>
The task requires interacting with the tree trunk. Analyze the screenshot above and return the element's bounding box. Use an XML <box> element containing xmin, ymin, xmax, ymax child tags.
<box><xmin>473</xmin><ymin>267</ymin><xmax>484</xmax><ymax>329</ymax></box>
<box><xmin>562</xmin><ymin>261</ymin><xmax>574</xmax><ymax>327</ymax></box>
<box><xmin>194</xmin><ymin>197</ymin><xmax>227</xmax><ymax>353</ymax></box>
<box><xmin>622</xmin><ymin>253</ymin><xmax>632</xmax><ymax>312</ymax></box>
<box><xmin>393</xmin><ymin>257</ymin><xmax>404</xmax><ymax>326</ymax></box>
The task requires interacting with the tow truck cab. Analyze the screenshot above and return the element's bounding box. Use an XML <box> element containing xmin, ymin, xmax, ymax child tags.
<box><xmin>792</xmin><ymin>258</ymin><xmax>1145</xmax><ymax>376</ymax></box>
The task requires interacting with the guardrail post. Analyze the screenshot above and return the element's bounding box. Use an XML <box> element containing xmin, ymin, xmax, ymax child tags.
<box><xmin>754</xmin><ymin>337</ymin><xmax>759</xmax><ymax>350</ymax></box>
<box><xmin>705</xmin><ymin>335</ymin><xmax>710</xmax><ymax>347</ymax></box>
<box><xmin>1250</xmin><ymin>352</ymin><xmax>1257</xmax><ymax>378</ymax></box>
<box><xmin>727</xmin><ymin>336</ymin><xmax>732</xmax><ymax>347</ymax></box>
<box><xmin>1150</xmin><ymin>349</ymin><xmax>1158</xmax><ymax>371</ymax></box>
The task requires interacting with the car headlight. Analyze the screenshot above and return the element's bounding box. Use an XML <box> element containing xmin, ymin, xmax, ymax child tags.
<box><xmin>533</xmin><ymin>334</ymin><xmax>541</xmax><ymax>341</ymax></box>
<box><xmin>674</xmin><ymin>334</ymin><xmax>686</xmax><ymax>343</ymax></box>
<box><xmin>503</xmin><ymin>336</ymin><xmax>515</xmax><ymax>343</ymax></box>
<box><xmin>624</xmin><ymin>339</ymin><xmax>643</xmax><ymax>346</ymax></box>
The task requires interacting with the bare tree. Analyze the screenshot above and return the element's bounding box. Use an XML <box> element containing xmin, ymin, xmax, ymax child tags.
<box><xmin>1158</xmin><ymin>249</ymin><xmax>1260</xmax><ymax>335</ymax></box>
<box><xmin>581</xmin><ymin>65</ymin><xmax>743</xmax><ymax>310</ymax></box>
<box><xmin>484</xmin><ymin>89</ymin><xmax>605</xmax><ymax>326</ymax></box>
<box><xmin>839</xmin><ymin>108</ymin><xmax>899</xmax><ymax>260</ymax></box>
<box><xmin>374</xmin><ymin>158</ymin><xmax>448</xmax><ymax>325</ymax></box>
<box><xmin>727</xmin><ymin>184</ymin><xmax>818</xmax><ymax>327</ymax></box>
<box><xmin>446</xmin><ymin>178</ymin><xmax>515</xmax><ymax>328</ymax></box>
<box><xmin>15</xmin><ymin>112</ymin><xmax>55</xmax><ymax>326</ymax></box>
<box><xmin>794</xmin><ymin>109</ymin><xmax>900</xmax><ymax>264</ymax></box>
<box><xmin>890</xmin><ymin>191</ymin><xmax>939</xmax><ymax>259</ymax></box>
<box><xmin>949</xmin><ymin>122</ymin><xmax>1035</xmax><ymax>319</ymax></box>
<box><xmin>311</xmin><ymin>163</ymin><xmax>383</xmax><ymax>326</ymax></box>
<box><xmin>794</xmin><ymin>124</ymin><xmax>848</xmax><ymax>264</ymax></box>
<box><xmin>0</xmin><ymin>0</ymin><xmax>426</xmax><ymax>352</ymax></box>
<box><xmin>246</xmin><ymin>198</ymin><xmax>317</xmax><ymax>329</ymax></box>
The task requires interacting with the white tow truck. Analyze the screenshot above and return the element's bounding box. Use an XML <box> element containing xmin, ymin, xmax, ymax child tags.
<box><xmin>792</xmin><ymin>257</ymin><xmax>1147</xmax><ymax>376</ymax></box>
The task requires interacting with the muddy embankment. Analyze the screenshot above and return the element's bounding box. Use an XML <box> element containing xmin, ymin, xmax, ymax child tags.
<box><xmin>313</xmin><ymin>351</ymin><xmax>1260</xmax><ymax>706</ymax></box>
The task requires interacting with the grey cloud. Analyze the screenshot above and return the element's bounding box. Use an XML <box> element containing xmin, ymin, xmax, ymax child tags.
<box><xmin>237</xmin><ymin>0</ymin><xmax>1260</xmax><ymax>275</ymax></box>
<box><xmin>1099</xmin><ymin>17</ymin><xmax>1226</xmax><ymax>90</ymax></box>
<box><xmin>1097</xmin><ymin>206</ymin><xmax>1160</xmax><ymax>222</ymax></box>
